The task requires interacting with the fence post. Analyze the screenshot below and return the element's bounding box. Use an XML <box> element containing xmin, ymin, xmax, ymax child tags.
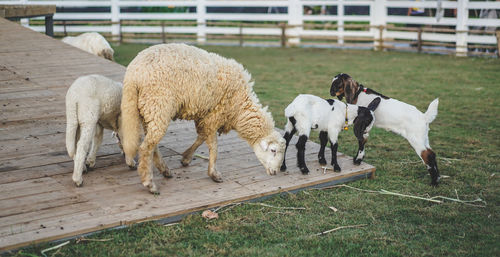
<box><xmin>239</xmin><ymin>25</ymin><xmax>243</xmax><ymax>46</ymax></box>
<box><xmin>197</xmin><ymin>0</ymin><xmax>206</xmax><ymax>45</ymax></box>
<box><xmin>417</xmin><ymin>28</ymin><xmax>422</xmax><ymax>52</ymax></box>
<box><xmin>496</xmin><ymin>31</ymin><xmax>500</xmax><ymax>58</ymax></box>
<box><xmin>288</xmin><ymin>0</ymin><xmax>302</xmax><ymax>46</ymax></box>
<box><xmin>280</xmin><ymin>23</ymin><xmax>287</xmax><ymax>47</ymax></box>
<box><xmin>455</xmin><ymin>0</ymin><xmax>468</xmax><ymax>57</ymax></box>
<box><xmin>338</xmin><ymin>0</ymin><xmax>344</xmax><ymax>45</ymax></box>
<box><xmin>370</xmin><ymin>0</ymin><xmax>386</xmax><ymax>51</ymax></box>
<box><xmin>111</xmin><ymin>0</ymin><xmax>120</xmax><ymax>42</ymax></box>
<box><xmin>161</xmin><ymin>21</ymin><xmax>166</xmax><ymax>43</ymax></box>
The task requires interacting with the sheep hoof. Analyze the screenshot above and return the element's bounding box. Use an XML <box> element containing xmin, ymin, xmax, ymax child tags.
<box><xmin>148</xmin><ymin>183</ymin><xmax>160</xmax><ymax>194</ymax></box>
<box><xmin>300</xmin><ymin>167</ymin><xmax>309</xmax><ymax>175</ymax></box>
<box><xmin>210</xmin><ymin>172</ymin><xmax>223</xmax><ymax>183</ymax></box>
<box><xmin>74</xmin><ymin>180</ymin><xmax>83</xmax><ymax>187</ymax></box>
<box><xmin>162</xmin><ymin>169</ymin><xmax>173</xmax><ymax>178</ymax></box>
<box><xmin>333</xmin><ymin>164</ymin><xmax>341</xmax><ymax>172</ymax></box>
<box><xmin>180</xmin><ymin>159</ymin><xmax>190</xmax><ymax>167</ymax></box>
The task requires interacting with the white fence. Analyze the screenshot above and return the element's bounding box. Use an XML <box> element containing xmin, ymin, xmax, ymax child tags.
<box><xmin>1</xmin><ymin>0</ymin><xmax>500</xmax><ymax>56</ymax></box>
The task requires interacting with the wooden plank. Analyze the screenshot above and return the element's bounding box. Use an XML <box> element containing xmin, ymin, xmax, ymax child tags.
<box><xmin>0</xmin><ymin>5</ymin><xmax>55</xmax><ymax>19</ymax></box>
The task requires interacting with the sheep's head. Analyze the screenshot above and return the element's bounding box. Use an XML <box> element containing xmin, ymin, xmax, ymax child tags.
<box><xmin>252</xmin><ymin>131</ymin><xmax>286</xmax><ymax>176</ymax></box>
<box><xmin>330</xmin><ymin>73</ymin><xmax>359</xmax><ymax>104</ymax></box>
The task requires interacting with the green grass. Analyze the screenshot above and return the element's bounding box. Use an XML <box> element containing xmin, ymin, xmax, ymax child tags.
<box><xmin>10</xmin><ymin>45</ymin><xmax>500</xmax><ymax>257</ymax></box>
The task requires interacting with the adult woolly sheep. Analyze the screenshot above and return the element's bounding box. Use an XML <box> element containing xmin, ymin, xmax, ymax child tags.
<box><xmin>66</xmin><ymin>75</ymin><xmax>165</xmax><ymax>187</ymax></box>
<box><xmin>330</xmin><ymin>73</ymin><xmax>440</xmax><ymax>185</ymax></box>
<box><xmin>281</xmin><ymin>94</ymin><xmax>381</xmax><ymax>174</ymax></box>
<box><xmin>62</xmin><ymin>32</ymin><xmax>114</xmax><ymax>61</ymax></box>
<box><xmin>121</xmin><ymin>43</ymin><xmax>286</xmax><ymax>194</ymax></box>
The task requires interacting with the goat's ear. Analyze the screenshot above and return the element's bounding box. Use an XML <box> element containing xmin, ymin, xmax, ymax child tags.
<box><xmin>344</xmin><ymin>81</ymin><xmax>356</xmax><ymax>104</ymax></box>
<box><xmin>367</xmin><ymin>97</ymin><xmax>381</xmax><ymax>111</ymax></box>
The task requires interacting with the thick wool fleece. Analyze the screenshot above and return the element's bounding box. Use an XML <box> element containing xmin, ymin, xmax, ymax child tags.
<box><xmin>62</xmin><ymin>32</ymin><xmax>114</xmax><ymax>60</ymax></box>
<box><xmin>121</xmin><ymin>43</ymin><xmax>275</xmax><ymax>157</ymax></box>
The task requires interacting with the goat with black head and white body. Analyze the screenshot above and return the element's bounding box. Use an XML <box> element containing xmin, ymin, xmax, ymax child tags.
<box><xmin>330</xmin><ymin>73</ymin><xmax>440</xmax><ymax>185</ymax></box>
<box><xmin>280</xmin><ymin>94</ymin><xmax>381</xmax><ymax>174</ymax></box>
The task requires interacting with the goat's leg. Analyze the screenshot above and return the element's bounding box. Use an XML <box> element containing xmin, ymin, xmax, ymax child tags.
<box><xmin>181</xmin><ymin>134</ymin><xmax>205</xmax><ymax>167</ymax></box>
<box><xmin>329</xmin><ymin>140</ymin><xmax>341</xmax><ymax>172</ymax></box>
<box><xmin>280</xmin><ymin>117</ymin><xmax>297</xmax><ymax>171</ymax></box>
<box><xmin>154</xmin><ymin>145</ymin><xmax>171</xmax><ymax>178</ymax></box>
<box><xmin>408</xmin><ymin>137</ymin><xmax>441</xmax><ymax>186</ymax></box>
<box><xmin>354</xmin><ymin>136</ymin><xmax>367</xmax><ymax>165</ymax></box>
<box><xmin>296</xmin><ymin>135</ymin><xmax>309</xmax><ymax>174</ymax></box>
<box><xmin>206</xmin><ymin>133</ymin><xmax>222</xmax><ymax>182</ymax></box>
<box><xmin>72</xmin><ymin>123</ymin><xmax>96</xmax><ymax>186</ymax></box>
<box><xmin>318</xmin><ymin>131</ymin><xmax>328</xmax><ymax>165</ymax></box>
<box><xmin>86</xmin><ymin>124</ymin><xmax>103</xmax><ymax>170</ymax></box>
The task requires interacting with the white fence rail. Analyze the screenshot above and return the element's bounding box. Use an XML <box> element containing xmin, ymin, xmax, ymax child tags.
<box><xmin>1</xmin><ymin>0</ymin><xmax>499</xmax><ymax>56</ymax></box>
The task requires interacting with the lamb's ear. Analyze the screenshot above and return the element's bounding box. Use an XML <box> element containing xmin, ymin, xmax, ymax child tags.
<box><xmin>367</xmin><ymin>97</ymin><xmax>381</xmax><ymax>111</ymax></box>
<box><xmin>260</xmin><ymin>140</ymin><xmax>269</xmax><ymax>151</ymax></box>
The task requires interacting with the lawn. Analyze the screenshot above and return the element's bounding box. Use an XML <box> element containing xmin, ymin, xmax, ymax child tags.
<box><xmin>11</xmin><ymin>45</ymin><xmax>500</xmax><ymax>256</ymax></box>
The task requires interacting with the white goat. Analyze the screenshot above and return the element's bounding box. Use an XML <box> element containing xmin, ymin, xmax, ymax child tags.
<box><xmin>66</xmin><ymin>75</ymin><xmax>141</xmax><ymax>187</ymax></box>
<box><xmin>62</xmin><ymin>32</ymin><xmax>114</xmax><ymax>61</ymax></box>
<box><xmin>281</xmin><ymin>94</ymin><xmax>381</xmax><ymax>174</ymax></box>
<box><xmin>330</xmin><ymin>73</ymin><xmax>440</xmax><ymax>185</ymax></box>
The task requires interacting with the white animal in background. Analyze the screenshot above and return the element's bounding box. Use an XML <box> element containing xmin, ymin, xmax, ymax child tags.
<box><xmin>62</xmin><ymin>32</ymin><xmax>114</xmax><ymax>61</ymax></box>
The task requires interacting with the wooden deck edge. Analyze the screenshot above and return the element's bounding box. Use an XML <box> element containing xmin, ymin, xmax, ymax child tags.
<box><xmin>1</xmin><ymin>167</ymin><xmax>375</xmax><ymax>253</ymax></box>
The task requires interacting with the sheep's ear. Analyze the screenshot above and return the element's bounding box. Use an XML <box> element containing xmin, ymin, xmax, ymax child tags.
<box><xmin>367</xmin><ymin>97</ymin><xmax>381</xmax><ymax>111</ymax></box>
<box><xmin>260</xmin><ymin>140</ymin><xmax>269</xmax><ymax>151</ymax></box>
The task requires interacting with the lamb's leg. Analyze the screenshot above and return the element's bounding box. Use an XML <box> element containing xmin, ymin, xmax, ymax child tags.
<box><xmin>206</xmin><ymin>133</ymin><xmax>222</xmax><ymax>182</ymax></box>
<box><xmin>153</xmin><ymin>145</ymin><xmax>171</xmax><ymax>178</ymax></box>
<box><xmin>296</xmin><ymin>135</ymin><xmax>309</xmax><ymax>174</ymax></box>
<box><xmin>318</xmin><ymin>131</ymin><xmax>328</xmax><ymax>165</ymax></box>
<box><xmin>85</xmin><ymin>124</ymin><xmax>103</xmax><ymax>170</ymax></box>
<box><xmin>280</xmin><ymin>117</ymin><xmax>297</xmax><ymax>171</ymax></box>
<box><xmin>72</xmin><ymin>124</ymin><xmax>96</xmax><ymax>186</ymax></box>
<box><xmin>138</xmin><ymin>120</ymin><xmax>168</xmax><ymax>194</ymax></box>
<box><xmin>181</xmin><ymin>134</ymin><xmax>205</xmax><ymax>167</ymax></box>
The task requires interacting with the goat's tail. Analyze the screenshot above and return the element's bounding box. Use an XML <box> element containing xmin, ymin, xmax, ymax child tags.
<box><xmin>65</xmin><ymin>99</ymin><xmax>78</xmax><ymax>159</ymax></box>
<box><xmin>424</xmin><ymin>98</ymin><xmax>439</xmax><ymax>124</ymax></box>
<box><xmin>121</xmin><ymin>76</ymin><xmax>141</xmax><ymax>165</ymax></box>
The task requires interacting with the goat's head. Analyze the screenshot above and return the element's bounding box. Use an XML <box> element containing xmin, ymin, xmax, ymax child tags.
<box><xmin>353</xmin><ymin>97</ymin><xmax>381</xmax><ymax>142</ymax></box>
<box><xmin>253</xmin><ymin>130</ymin><xmax>286</xmax><ymax>176</ymax></box>
<box><xmin>330</xmin><ymin>73</ymin><xmax>360</xmax><ymax>104</ymax></box>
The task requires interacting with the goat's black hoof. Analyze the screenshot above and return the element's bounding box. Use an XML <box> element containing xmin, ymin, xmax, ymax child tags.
<box><xmin>300</xmin><ymin>167</ymin><xmax>310</xmax><ymax>175</ymax></box>
<box><xmin>353</xmin><ymin>159</ymin><xmax>362</xmax><ymax>165</ymax></box>
<box><xmin>333</xmin><ymin>164</ymin><xmax>341</xmax><ymax>172</ymax></box>
<box><xmin>318</xmin><ymin>158</ymin><xmax>327</xmax><ymax>166</ymax></box>
<box><xmin>280</xmin><ymin>163</ymin><xmax>287</xmax><ymax>172</ymax></box>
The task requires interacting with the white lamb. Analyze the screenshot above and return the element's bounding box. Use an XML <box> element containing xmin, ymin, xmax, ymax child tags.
<box><xmin>281</xmin><ymin>94</ymin><xmax>381</xmax><ymax>174</ymax></box>
<box><xmin>330</xmin><ymin>73</ymin><xmax>440</xmax><ymax>185</ymax></box>
<box><xmin>120</xmin><ymin>43</ymin><xmax>286</xmax><ymax>194</ymax></box>
<box><xmin>66</xmin><ymin>74</ymin><xmax>147</xmax><ymax>187</ymax></box>
<box><xmin>62</xmin><ymin>32</ymin><xmax>114</xmax><ymax>61</ymax></box>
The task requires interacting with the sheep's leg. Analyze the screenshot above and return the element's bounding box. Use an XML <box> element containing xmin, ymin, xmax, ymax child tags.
<box><xmin>72</xmin><ymin>124</ymin><xmax>96</xmax><ymax>186</ymax></box>
<box><xmin>318</xmin><ymin>131</ymin><xmax>328</xmax><ymax>166</ymax></box>
<box><xmin>408</xmin><ymin>137</ymin><xmax>440</xmax><ymax>186</ymax></box>
<box><xmin>296</xmin><ymin>135</ymin><xmax>309</xmax><ymax>175</ymax></box>
<box><xmin>329</xmin><ymin>140</ymin><xmax>341</xmax><ymax>172</ymax></box>
<box><xmin>138</xmin><ymin>120</ymin><xmax>168</xmax><ymax>194</ymax></box>
<box><xmin>280</xmin><ymin>117</ymin><xmax>297</xmax><ymax>171</ymax></box>
<box><xmin>181</xmin><ymin>134</ymin><xmax>205</xmax><ymax>167</ymax></box>
<box><xmin>206</xmin><ymin>133</ymin><xmax>222</xmax><ymax>182</ymax></box>
<box><xmin>85</xmin><ymin>124</ymin><xmax>103</xmax><ymax>170</ymax></box>
<box><xmin>154</xmin><ymin>145</ymin><xmax>171</xmax><ymax>178</ymax></box>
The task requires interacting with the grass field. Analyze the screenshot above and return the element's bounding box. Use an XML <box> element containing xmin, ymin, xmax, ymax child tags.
<box><xmin>10</xmin><ymin>45</ymin><xmax>500</xmax><ymax>256</ymax></box>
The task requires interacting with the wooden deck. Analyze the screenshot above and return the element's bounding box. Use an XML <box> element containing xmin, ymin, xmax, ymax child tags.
<box><xmin>0</xmin><ymin>17</ymin><xmax>375</xmax><ymax>251</ymax></box>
